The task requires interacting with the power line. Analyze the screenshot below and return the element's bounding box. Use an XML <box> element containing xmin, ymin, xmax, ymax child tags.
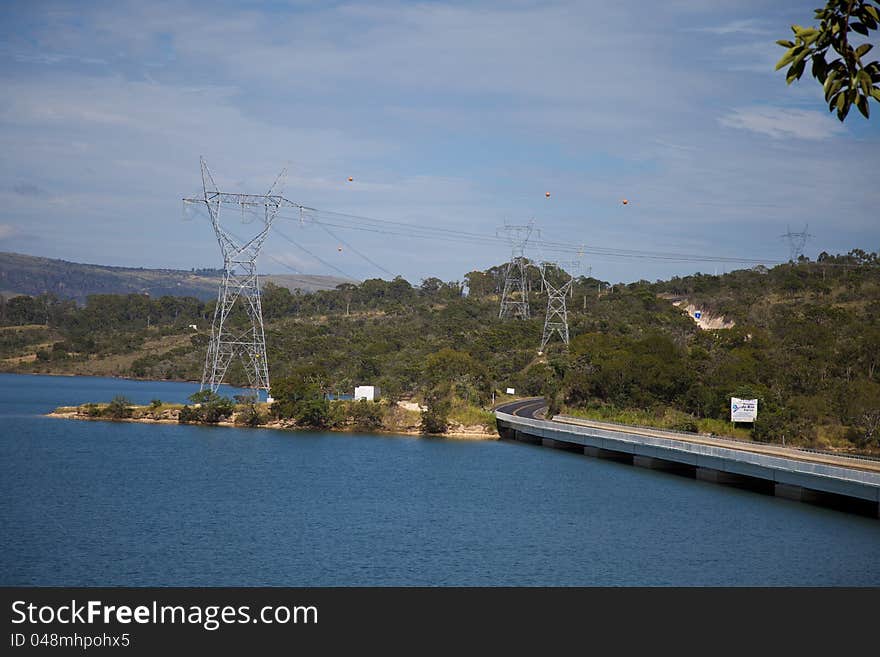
<box><xmin>309</xmin><ymin>216</ymin><xmax>396</xmax><ymax>278</ymax></box>
<box><xmin>273</xmin><ymin>225</ymin><xmax>358</xmax><ymax>281</ymax></box>
<box><xmin>277</xmin><ymin>209</ymin><xmax>784</xmax><ymax>266</ymax></box>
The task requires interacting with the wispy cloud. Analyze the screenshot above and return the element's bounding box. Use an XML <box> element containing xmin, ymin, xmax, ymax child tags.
<box><xmin>13</xmin><ymin>51</ymin><xmax>106</xmax><ymax>66</ymax></box>
<box><xmin>689</xmin><ymin>19</ymin><xmax>773</xmax><ymax>36</ymax></box>
<box><xmin>718</xmin><ymin>107</ymin><xmax>845</xmax><ymax>140</ymax></box>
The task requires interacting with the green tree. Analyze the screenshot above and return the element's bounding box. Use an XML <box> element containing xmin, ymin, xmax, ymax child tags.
<box><xmin>776</xmin><ymin>1</ymin><xmax>880</xmax><ymax>120</ymax></box>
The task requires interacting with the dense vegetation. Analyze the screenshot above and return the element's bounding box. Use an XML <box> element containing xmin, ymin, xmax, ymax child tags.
<box><xmin>4</xmin><ymin>251</ymin><xmax>879</xmax><ymax>450</ymax></box>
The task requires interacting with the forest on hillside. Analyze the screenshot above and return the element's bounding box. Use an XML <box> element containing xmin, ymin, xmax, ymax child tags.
<box><xmin>1</xmin><ymin>250</ymin><xmax>878</xmax><ymax>451</ymax></box>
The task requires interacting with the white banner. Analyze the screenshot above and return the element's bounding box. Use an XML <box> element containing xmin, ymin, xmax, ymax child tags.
<box><xmin>731</xmin><ymin>397</ymin><xmax>758</xmax><ymax>422</ymax></box>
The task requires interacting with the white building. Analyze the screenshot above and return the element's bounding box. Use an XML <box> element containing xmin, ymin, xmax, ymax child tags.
<box><xmin>354</xmin><ymin>385</ymin><xmax>381</xmax><ymax>401</ymax></box>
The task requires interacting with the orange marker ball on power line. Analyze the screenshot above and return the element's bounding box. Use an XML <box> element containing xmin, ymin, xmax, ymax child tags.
<box><xmin>545</xmin><ymin>191</ymin><xmax>551</xmax><ymax>198</ymax></box>
<box><xmin>621</xmin><ymin>199</ymin><xmax>629</xmax><ymax>205</ymax></box>
<box><xmin>348</xmin><ymin>176</ymin><xmax>353</xmax><ymax>182</ymax></box>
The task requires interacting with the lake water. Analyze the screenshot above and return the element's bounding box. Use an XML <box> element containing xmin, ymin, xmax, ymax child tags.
<box><xmin>1</xmin><ymin>373</ymin><xmax>878</xmax><ymax>586</ymax></box>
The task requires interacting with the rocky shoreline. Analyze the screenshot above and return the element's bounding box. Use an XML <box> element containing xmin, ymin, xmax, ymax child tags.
<box><xmin>47</xmin><ymin>406</ymin><xmax>499</xmax><ymax>440</ymax></box>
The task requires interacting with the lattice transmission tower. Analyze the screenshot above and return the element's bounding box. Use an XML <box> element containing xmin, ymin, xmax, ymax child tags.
<box><xmin>780</xmin><ymin>224</ymin><xmax>813</xmax><ymax>262</ymax></box>
<box><xmin>537</xmin><ymin>260</ymin><xmax>578</xmax><ymax>353</ymax></box>
<box><xmin>497</xmin><ymin>221</ymin><xmax>538</xmax><ymax>319</ymax></box>
<box><xmin>183</xmin><ymin>158</ymin><xmax>305</xmax><ymax>395</ymax></box>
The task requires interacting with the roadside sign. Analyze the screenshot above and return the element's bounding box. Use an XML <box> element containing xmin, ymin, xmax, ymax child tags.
<box><xmin>731</xmin><ymin>397</ymin><xmax>758</xmax><ymax>422</ymax></box>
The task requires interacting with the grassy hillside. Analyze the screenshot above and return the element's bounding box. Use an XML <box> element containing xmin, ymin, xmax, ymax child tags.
<box><xmin>0</xmin><ymin>252</ymin><xmax>352</xmax><ymax>303</ymax></box>
<box><xmin>2</xmin><ymin>250</ymin><xmax>878</xmax><ymax>452</ymax></box>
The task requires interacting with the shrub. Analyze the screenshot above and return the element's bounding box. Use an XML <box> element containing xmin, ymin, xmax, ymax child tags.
<box><xmin>420</xmin><ymin>394</ymin><xmax>449</xmax><ymax>434</ymax></box>
<box><xmin>351</xmin><ymin>399</ymin><xmax>383</xmax><ymax>430</ymax></box>
<box><xmin>235</xmin><ymin>403</ymin><xmax>264</xmax><ymax>427</ymax></box>
<box><xmin>178</xmin><ymin>405</ymin><xmax>201</xmax><ymax>423</ymax></box>
<box><xmin>295</xmin><ymin>399</ymin><xmax>331</xmax><ymax>428</ymax></box>
<box><xmin>201</xmin><ymin>397</ymin><xmax>235</xmax><ymax>423</ymax></box>
<box><xmin>104</xmin><ymin>395</ymin><xmax>133</xmax><ymax>419</ymax></box>
<box><xmin>83</xmin><ymin>403</ymin><xmax>102</xmax><ymax>417</ymax></box>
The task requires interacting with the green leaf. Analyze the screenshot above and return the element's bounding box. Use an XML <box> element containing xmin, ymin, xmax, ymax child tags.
<box><xmin>866</xmin><ymin>5</ymin><xmax>880</xmax><ymax>23</ymax></box>
<box><xmin>855</xmin><ymin>43</ymin><xmax>873</xmax><ymax>58</ymax></box>
<box><xmin>858</xmin><ymin>69</ymin><xmax>873</xmax><ymax>95</ymax></box>
<box><xmin>812</xmin><ymin>55</ymin><xmax>828</xmax><ymax>82</ymax></box>
<box><xmin>856</xmin><ymin>93</ymin><xmax>870</xmax><ymax>118</ymax></box>
<box><xmin>776</xmin><ymin>39</ymin><xmax>795</xmax><ymax>48</ymax></box>
<box><xmin>851</xmin><ymin>22</ymin><xmax>869</xmax><ymax>36</ymax></box>
<box><xmin>872</xmin><ymin>87</ymin><xmax>880</xmax><ymax>101</ymax></box>
<box><xmin>786</xmin><ymin>58</ymin><xmax>806</xmax><ymax>84</ymax></box>
<box><xmin>775</xmin><ymin>48</ymin><xmax>797</xmax><ymax>71</ymax></box>
<box><xmin>859</xmin><ymin>5</ymin><xmax>879</xmax><ymax>30</ymax></box>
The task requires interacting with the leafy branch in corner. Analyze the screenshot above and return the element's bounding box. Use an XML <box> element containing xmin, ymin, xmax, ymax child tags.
<box><xmin>776</xmin><ymin>0</ymin><xmax>880</xmax><ymax>120</ymax></box>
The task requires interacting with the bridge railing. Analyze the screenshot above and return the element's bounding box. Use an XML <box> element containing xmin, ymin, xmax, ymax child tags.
<box><xmin>551</xmin><ymin>414</ymin><xmax>880</xmax><ymax>464</ymax></box>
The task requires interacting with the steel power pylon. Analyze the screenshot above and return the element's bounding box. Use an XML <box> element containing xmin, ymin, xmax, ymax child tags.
<box><xmin>780</xmin><ymin>224</ymin><xmax>813</xmax><ymax>262</ymax></box>
<box><xmin>497</xmin><ymin>221</ymin><xmax>538</xmax><ymax>319</ymax></box>
<box><xmin>537</xmin><ymin>260</ymin><xmax>578</xmax><ymax>353</ymax></box>
<box><xmin>183</xmin><ymin>158</ymin><xmax>306</xmax><ymax>395</ymax></box>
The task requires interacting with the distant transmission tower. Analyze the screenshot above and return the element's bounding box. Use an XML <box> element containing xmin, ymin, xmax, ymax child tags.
<box><xmin>183</xmin><ymin>158</ymin><xmax>305</xmax><ymax>395</ymax></box>
<box><xmin>538</xmin><ymin>260</ymin><xmax>578</xmax><ymax>353</ymax></box>
<box><xmin>497</xmin><ymin>221</ymin><xmax>538</xmax><ymax>319</ymax></box>
<box><xmin>780</xmin><ymin>224</ymin><xmax>813</xmax><ymax>262</ymax></box>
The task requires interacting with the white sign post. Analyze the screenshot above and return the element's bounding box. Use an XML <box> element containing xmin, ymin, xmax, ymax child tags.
<box><xmin>730</xmin><ymin>397</ymin><xmax>758</xmax><ymax>423</ymax></box>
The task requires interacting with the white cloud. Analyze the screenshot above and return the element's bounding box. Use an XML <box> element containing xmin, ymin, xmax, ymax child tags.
<box><xmin>718</xmin><ymin>107</ymin><xmax>845</xmax><ymax>140</ymax></box>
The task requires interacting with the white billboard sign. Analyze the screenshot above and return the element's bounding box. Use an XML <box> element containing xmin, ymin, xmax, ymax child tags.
<box><xmin>731</xmin><ymin>397</ymin><xmax>758</xmax><ymax>422</ymax></box>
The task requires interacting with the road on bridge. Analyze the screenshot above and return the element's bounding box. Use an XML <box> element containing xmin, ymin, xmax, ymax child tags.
<box><xmin>494</xmin><ymin>397</ymin><xmax>546</xmax><ymax>419</ymax></box>
<box><xmin>495</xmin><ymin>398</ymin><xmax>880</xmax><ymax>474</ymax></box>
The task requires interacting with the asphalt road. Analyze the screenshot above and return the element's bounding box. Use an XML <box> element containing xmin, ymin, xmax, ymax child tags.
<box><xmin>494</xmin><ymin>398</ymin><xmax>546</xmax><ymax>419</ymax></box>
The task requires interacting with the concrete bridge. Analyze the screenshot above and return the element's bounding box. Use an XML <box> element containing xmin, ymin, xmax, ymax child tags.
<box><xmin>495</xmin><ymin>399</ymin><xmax>880</xmax><ymax>518</ymax></box>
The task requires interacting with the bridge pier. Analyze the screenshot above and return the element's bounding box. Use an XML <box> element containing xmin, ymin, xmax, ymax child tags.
<box><xmin>513</xmin><ymin>430</ymin><xmax>541</xmax><ymax>445</ymax></box>
<box><xmin>774</xmin><ymin>483</ymin><xmax>824</xmax><ymax>503</ymax></box>
<box><xmin>696</xmin><ymin>467</ymin><xmax>745</xmax><ymax>484</ymax></box>
<box><xmin>696</xmin><ymin>468</ymin><xmax>773</xmax><ymax>493</ymax></box>
<box><xmin>583</xmin><ymin>445</ymin><xmax>633</xmax><ymax>464</ymax></box>
<box><xmin>543</xmin><ymin>437</ymin><xmax>582</xmax><ymax>453</ymax></box>
<box><xmin>633</xmin><ymin>455</ymin><xmax>695</xmax><ymax>475</ymax></box>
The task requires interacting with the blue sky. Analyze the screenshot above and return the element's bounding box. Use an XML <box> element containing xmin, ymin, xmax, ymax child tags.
<box><xmin>1</xmin><ymin>0</ymin><xmax>878</xmax><ymax>284</ymax></box>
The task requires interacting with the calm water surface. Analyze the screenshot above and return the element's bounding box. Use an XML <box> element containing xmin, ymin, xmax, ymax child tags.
<box><xmin>1</xmin><ymin>373</ymin><xmax>878</xmax><ymax>586</ymax></box>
